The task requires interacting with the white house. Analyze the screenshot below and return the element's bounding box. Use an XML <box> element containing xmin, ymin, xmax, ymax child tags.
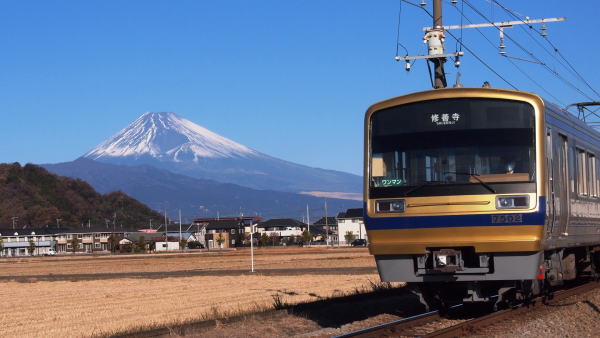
<box><xmin>336</xmin><ymin>208</ymin><xmax>367</xmax><ymax>245</ymax></box>
<box><xmin>257</xmin><ymin>219</ymin><xmax>305</xmax><ymax>238</ymax></box>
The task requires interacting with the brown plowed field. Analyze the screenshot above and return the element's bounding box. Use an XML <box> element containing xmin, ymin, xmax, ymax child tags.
<box><xmin>0</xmin><ymin>248</ymin><xmax>379</xmax><ymax>337</ymax></box>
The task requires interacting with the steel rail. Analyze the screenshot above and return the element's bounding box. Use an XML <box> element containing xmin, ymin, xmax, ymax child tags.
<box><xmin>424</xmin><ymin>281</ymin><xmax>600</xmax><ymax>338</ymax></box>
<box><xmin>333</xmin><ymin>304</ymin><xmax>463</xmax><ymax>338</ymax></box>
<box><xmin>336</xmin><ymin>281</ymin><xmax>599</xmax><ymax>338</ymax></box>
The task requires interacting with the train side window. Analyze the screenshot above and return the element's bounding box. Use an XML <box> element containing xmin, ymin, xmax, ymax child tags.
<box><xmin>594</xmin><ymin>159</ymin><xmax>600</xmax><ymax>197</ymax></box>
<box><xmin>559</xmin><ymin>134</ymin><xmax>571</xmax><ymax>194</ymax></box>
<box><xmin>568</xmin><ymin>144</ymin><xmax>576</xmax><ymax>194</ymax></box>
<box><xmin>597</xmin><ymin>157</ymin><xmax>600</xmax><ymax>197</ymax></box>
<box><xmin>546</xmin><ymin>131</ymin><xmax>552</xmax><ymax>159</ymax></box>
<box><xmin>589</xmin><ymin>153</ymin><xmax>597</xmax><ymax>197</ymax></box>
<box><xmin>577</xmin><ymin>148</ymin><xmax>587</xmax><ymax>196</ymax></box>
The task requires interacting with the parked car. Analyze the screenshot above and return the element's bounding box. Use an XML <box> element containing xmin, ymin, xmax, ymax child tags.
<box><xmin>351</xmin><ymin>239</ymin><xmax>367</xmax><ymax>247</ymax></box>
<box><xmin>44</xmin><ymin>249</ymin><xmax>57</xmax><ymax>256</ymax></box>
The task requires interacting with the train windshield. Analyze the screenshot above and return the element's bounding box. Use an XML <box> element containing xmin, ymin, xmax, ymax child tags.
<box><xmin>370</xmin><ymin>98</ymin><xmax>535</xmax><ymax>191</ymax></box>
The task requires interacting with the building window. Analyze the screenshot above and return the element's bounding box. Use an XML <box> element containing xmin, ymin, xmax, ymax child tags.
<box><xmin>231</xmin><ymin>239</ymin><xmax>235</xmax><ymax>245</ymax></box>
<box><xmin>231</xmin><ymin>229</ymin><xmax>235</xmax><ymax>234</ymax></box>
<box><xmin>94</xmin><ymin>242</ymin><xmax>101</xmax><ymax>248</ymax></box>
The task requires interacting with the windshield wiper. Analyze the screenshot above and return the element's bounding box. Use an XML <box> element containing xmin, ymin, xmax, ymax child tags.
<box><xmin>404</xmin><ymin>181</ymin><xmax>443</xmax><ymax>196</ymax></box>
<box><xmin>444</xmin><ymin>171</ymin><xmax>496</xmax><ymax>194</ymax></box>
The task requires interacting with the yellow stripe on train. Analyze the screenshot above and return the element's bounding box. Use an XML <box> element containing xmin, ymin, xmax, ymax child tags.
<box><xmin>368</xmin><ymin>225</ymin><xmax>544</xmax><ymax>255</ymax></box>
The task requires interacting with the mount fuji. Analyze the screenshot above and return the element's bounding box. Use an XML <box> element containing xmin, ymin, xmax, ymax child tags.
<box><xmin>83</xmin><ymin>112</ymin><xmax>361</xmax><ymax>195</ymax></box>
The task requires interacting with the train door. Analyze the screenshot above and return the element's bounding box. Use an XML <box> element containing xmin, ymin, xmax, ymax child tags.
<box><xmin>546</xmin><ymin>130</ymin><xmax>555</xmax><ymax>234</ymax></box>
<box><xmin>553</xmin><ymin>133</ymin><xmax>570</xmax><ymax>236</ymax></box>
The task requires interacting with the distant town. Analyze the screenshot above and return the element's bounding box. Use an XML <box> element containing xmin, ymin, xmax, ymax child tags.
<box><xmin>0</xmin><ymin>208</ymin><xmax>366</xmax><ymax>257</ymax></box>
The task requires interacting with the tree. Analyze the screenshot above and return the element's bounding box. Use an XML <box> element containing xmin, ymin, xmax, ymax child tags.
<box><xmin>301</xmin><ymin>229</ymin><xmax>312</xmax><ymax>244</ymax></box>
<box><xmin>269</xmin><ymin>233</ymin><xmax>280</xmax><ymax>246</ymax></box>
<box><xmin>344</xmin><ymin>231</ymin><xmax>356</xmax><ymax>244</ymax></box>
<box><xmin>259</xmin><ymin>233</ymin><xmax>269</xmax><ymax>247</ymax></box>
<box><xmin>187</xmin><ymin>241</ymin><xmax>203</xmax><ymax>249</ymax></box>
<box><xmin>0</xmin><ymin>237</ymin><xmax>4</xmax><ymax>256</ymax></box>
<box><xmin>71</xmin><ymin>235</ymin><xmax>79</xmax><ymax>253</ymax></box>
<box><xmin>216</xmin><ymin>233</ymin><xmax>224</xmax><ymax>248</ymax></box>
<box><xmin>108</xmin><ymin>234</ymin><xmax>119</xmax><ymax>253</ymax></box>
<box><xmin>179</xmin><ymin>239</ymin><xmax>187</xmax><ymax>250</ymax></box>
<box><xmin>28</xmin><ymin>240</ymin><xmax>36</xmax><ymax>255</ymax></box>
<box><xmin>137</xmin><ymin>235</ymin><xmax>146</xmax><ymax>253</ymax></box>
<box><xmin>236</xmin><ymin>232</ymin><xmax>245</xmax><ymax>247</ymax></box>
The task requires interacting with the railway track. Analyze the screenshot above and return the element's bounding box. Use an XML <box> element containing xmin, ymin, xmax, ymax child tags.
<box><xmin>336</xmin><ymin>281</ymin><xmax>599</xmax><ymax>338</ymax></box>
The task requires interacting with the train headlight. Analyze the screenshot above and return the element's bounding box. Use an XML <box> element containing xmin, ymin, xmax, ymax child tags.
<box><xmin>495</xmin><ymin>195</ymin><xmax>529</xmax><ymax>209</ymax></box>
<box><xmin>376</xmin><ymin>199</ymin><xmax>405</xmax><ymax>213</ymax></box>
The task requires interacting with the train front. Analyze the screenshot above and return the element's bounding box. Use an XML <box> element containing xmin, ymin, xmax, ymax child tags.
<box><xmin>364</xmin><ymin>88</ymin><xmax>546</xmax><ymax>307</ymax></box>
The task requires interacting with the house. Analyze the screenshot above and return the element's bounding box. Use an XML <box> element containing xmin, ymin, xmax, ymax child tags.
<box><xmin>0</xmin><ymin>227</ymin><xmax>131</xmax><ymax>255</ymax></box>
<box><xmin>337</xmin><ymin>208</ymin><xmax>367</xmax><ymax>245</ymax></box>
<box><xmin>201</xmin><ymin>219</ymin><xmax>245</xmax><ymax>249</ymax></box>
<box><xmin>55</xmin><ymin>231</ymin><xmax>120</xmax><ymax>253</ymax></box>
<box><xmin>256</xmin><ymin>219</ymin><xmax>305</xmax><ymax>244</ymax></box>
<box><xmin>192</xmin><ymin>217</ymin><xmax>262</xmax><ymax>249</ymax></box>
<box><xmin>311</xmin><ymin>216</ymin><xmax>338</xmax><ymax>244</ymax></box>
<box><xmin>122</xmin><ymin>232</ymin><xmax>165</xmax><ymax>251</ymax></box>
<box><xmin>0</xmin><ymin>229</ymin><xmax>58</xmax><ymax>257</ymax></box>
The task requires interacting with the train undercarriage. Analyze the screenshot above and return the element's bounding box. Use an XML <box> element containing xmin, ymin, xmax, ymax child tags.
<box><xmin>391</xmin><ymin>245</ymin><xmax>600</xmax><ymax>311</ymax></box>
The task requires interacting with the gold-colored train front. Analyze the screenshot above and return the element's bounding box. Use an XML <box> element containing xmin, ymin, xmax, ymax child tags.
<box><xmin>364</xmin><ymin>87</ymin><xmax>546</xmax><ymax>282</ymax></box>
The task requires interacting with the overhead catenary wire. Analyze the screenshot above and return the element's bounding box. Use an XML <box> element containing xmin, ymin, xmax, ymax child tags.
<box><xmin>395</xmin><ymin>0</ymin><xmax>406</xmax><ymax>57</ymax></box>
<box><xmin>491</xmin><ymin>0</ymin><xmax>600</xmax><ymax>99</ymax></box>
<box><xmin>400</xmin><ymin>0</ymin><xmax>518</xmax><ymax>90</ymax></box>
<box><xmin>448</xmin><ymin>3</ymin><xmax>565</xmax><ymax>105</ymax></box>
<box><xmin>461</xmin><ymin>0</ymin><xmax>597</xmax><ymax>102</ymax></box>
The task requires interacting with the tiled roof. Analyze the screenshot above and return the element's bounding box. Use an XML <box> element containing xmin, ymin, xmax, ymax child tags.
<box><xmin>337</xmin><ymin>208</ymin><xmax>364</xmax><ymax>219</ymax></box>
<box><xmin>258</xmin><ymin>218</ymin><xmax>306</xmax><ymax>228</ymax></box>
<box><xmin>204</xmin><ymin>220</ymin><xmax>245</xmax><ymax>230</ymax></box>
<box><xmin>312</xmin><ymin>217</ymin><xmax>337</xmax><ymax>226</ymax></box>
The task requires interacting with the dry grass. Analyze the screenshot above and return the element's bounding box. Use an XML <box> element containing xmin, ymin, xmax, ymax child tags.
<box><xmin>0</xmin><ymin>248</ymin><xmax>373</xmax><ymax>276</ymax></box>
<box><xmin>0</xmin><ymin>248</ymin><xmax>380</xmax><ymax>337</ymax></box>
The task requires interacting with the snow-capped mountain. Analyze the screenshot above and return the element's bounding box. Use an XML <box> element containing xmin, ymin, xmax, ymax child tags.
<box><xmin>85</xmin><ymin>112</ymin><xmax>258</xmax><ymax>161</ymax></box>
<box><xmin>83</xmin><ymin>112</ymin><xmax>361</xmax><ymax>194</ymax></box>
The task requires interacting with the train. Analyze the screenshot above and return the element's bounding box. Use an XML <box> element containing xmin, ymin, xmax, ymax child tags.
<box><xmin>363</xmin><ymin>87</ymin><xmax>600</xmax><ymax>310</ymax></box>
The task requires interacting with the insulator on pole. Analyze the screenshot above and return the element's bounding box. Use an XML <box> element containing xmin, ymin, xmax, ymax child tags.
<box><xmin>541</xmin><ymin>23</ymin><xmax>548</xmax><ymax>37</ymax></box>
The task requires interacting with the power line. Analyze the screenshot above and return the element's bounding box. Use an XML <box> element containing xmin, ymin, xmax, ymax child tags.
<box><xmin>400</xmin><ymin>0</ymin><xmax>518</xmax><ymax>89</ymax></box>
<box><xmin>462</xmin><ymin>0</ymin><xmax>596</xmax><ymax>101</ymax></box>
<box><xmin>448</xmin><ymin>3</ymin><xmax>564</xmax><ymax>104</ymax></box>
<box><xmin>395</xmin><ymin>0</ymin><xmax>404</xmax><ymax>57</ymax></box>
<box><xmin>491</xmin><ymin>0</ymin><xmax>600</xmax><ymax>99</ymax></box>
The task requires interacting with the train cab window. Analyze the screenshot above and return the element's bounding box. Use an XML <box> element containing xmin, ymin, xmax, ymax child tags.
<box><xmin>369</xmin><ymin>98</ymin><xmax>535</xmax><ymax>194</ymax></box>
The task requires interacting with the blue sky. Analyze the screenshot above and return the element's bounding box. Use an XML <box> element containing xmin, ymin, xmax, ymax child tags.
<box><xmin>1</xmin><ymin>1</ymin><xmax>598</xmax><ymax>175</ymax></box>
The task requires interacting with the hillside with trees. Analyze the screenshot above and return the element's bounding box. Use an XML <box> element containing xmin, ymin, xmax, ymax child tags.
<box><xmin>0</xmin><ymin>163</ymin><xmax>163</xmax><ymax>229</ymax></box>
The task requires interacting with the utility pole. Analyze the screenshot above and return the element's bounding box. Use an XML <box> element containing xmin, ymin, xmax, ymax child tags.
<box><xmin>179</xmin><ymin>209</ymin><xmax>182</xmax><ymax>249</ymax></box>
<box><xmin>324</xmin><ymin>200</ymin><xmax>329</xmax><ymax>246</ymax></box>
<box><xmin>250</xmin><ymin>220</ymin><xmax>255</xmax><ymax>273</ymax></box>
<box><xmin>396</xmin><ymin>1</ymin><xmax>563</xmax><ymax>89</ymax></box>
<box><xmin>164</xmin><ymin>207</ymin><xmax>168</xmax><ymax>251</ymax></box>
<box><xmin>431</xmin><ymin>0</ymin><xmax>446</xmax><ymax>88</ymax></box>
<box><xmin>306</xmin><ymin>204</ymin><xmax>310</xmax><ymax>245</ymax></box>
<box><xmin>11</xmin><ymin>217</ymin><xmax>18</xmax><ymax>230</ymax></box>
